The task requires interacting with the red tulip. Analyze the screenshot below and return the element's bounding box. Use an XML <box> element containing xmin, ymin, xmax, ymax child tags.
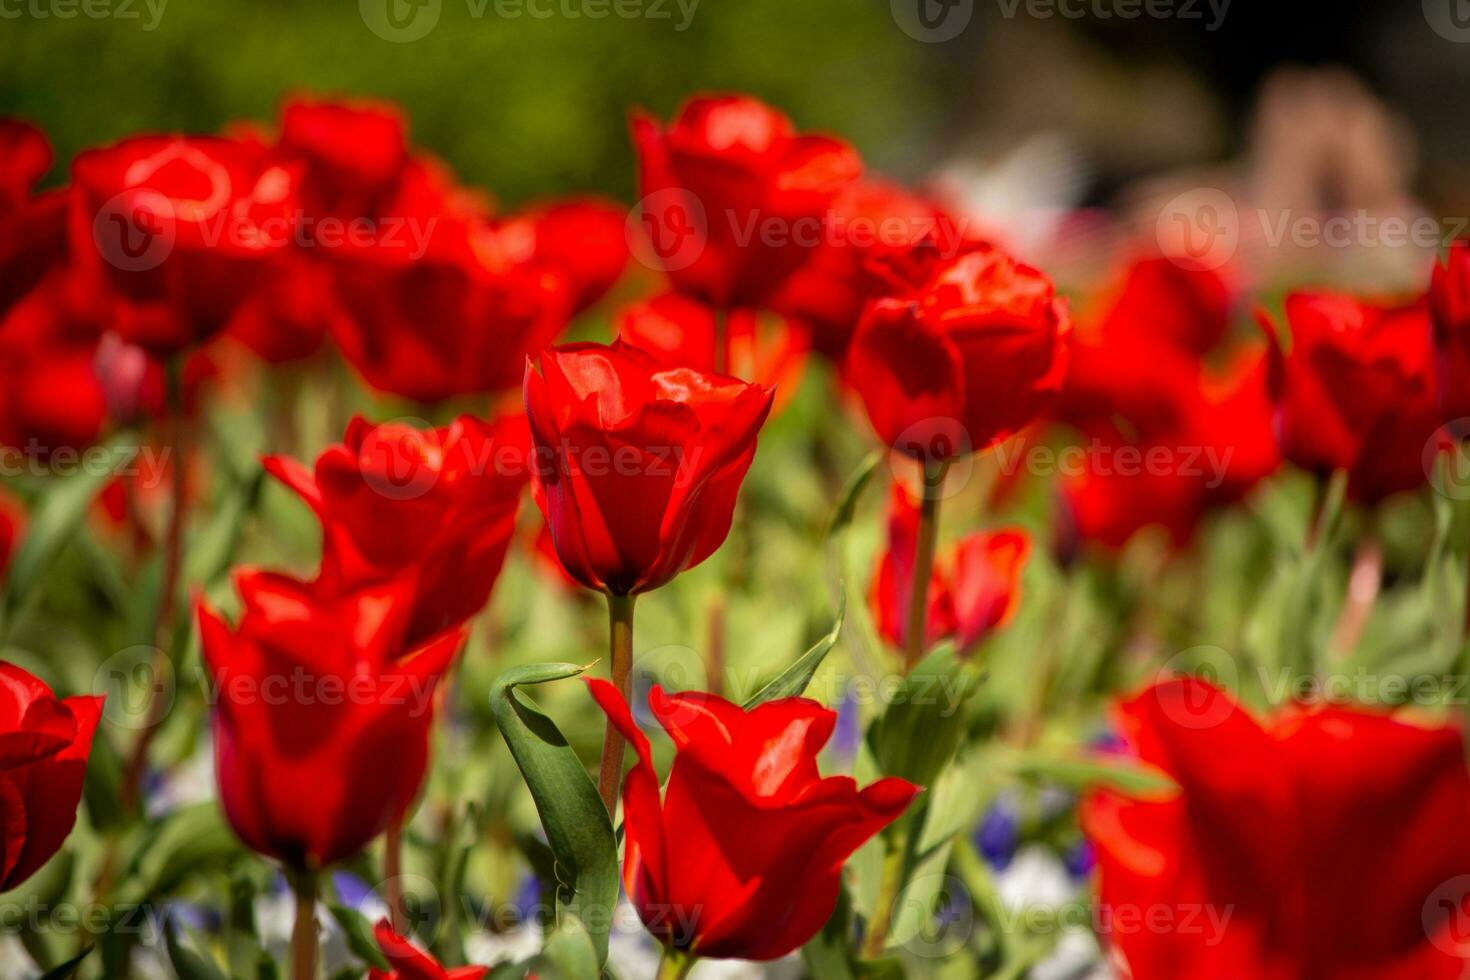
<box><xmin>0</xmin><ymin>661</ymin><xmax>104</xmax><ymax>890</ymax></box>
<box><xmin>197</xmin><ymin>571</ymin><xmax>463</xmax><ymax>870</ymax></box>
<box><xmin>1090</xmin><ymin>255</ymin><xmax>1234</xmax><ymax>357</ymax></box>
<box><xmin>870</xmin><ymin>483</ymin><xmax>1029</xmax><ymax>653</ymax></box>
<box><xmin>631</xmin><ymin>94</ymin><xmax>861</xmax><ymax>310</ymax></box>
<box><xmin>0</xmin><ymin>492</ymin><xmax>21</xmax><ymax>582</ymax></box>
<box><xmin>276</xmin><ymin>97</ymin><xmax>408</xmax><ymax>225</ymax></box>
<box><xmin>524</xmin><ymin>340</ymin><xmax>773</xmax><ymax>595</ymax></box>
<box><xmin>330</xmin><ymin>161</ymin><xmax>573</xmax><ymax>403</ymax></box>
<box><xmin>1430</xmin><ymin>240</ymin><xmax>1470</xmax><ymax>428</ymax></box>
<box><xmin>0</xmin><ymin>119</ymin><xmax>67</xmax><ymax>319</ymax></box>
<box><xmin>770</xmin><ymin>179</ymin><xmax>965</xmax><ymax>359</ymax></box>
<box><xmin>847</xmin><ymin>241</ymin><xmax>1071</xmax><ymax>462</ymax></box>
<box><xmin>586</xmin><ymin>679</ymin><xmax>918</xmax><ymax>961</ymax></box>
<box><xmin>71</xmin><ymin>134</ymin><xmax>298</xmax><ymax>354</ymax></box>
<box><xmin>368</xmin><ymin>920</ymin><xmax>487</xmax><ymax>980</ymax></box>
<box><xmin>1082</xmin><ymin>678</ymin><xmax>1470</xmax><ymax>979</ymax></box>
<box><xmin>1261</xmin><ymin>292</ymin><xmax>1442</xmax><ymax>502</ymax></box>
<box><xmin>263</xmin><ymin>413</ymin><xmax>528</xmax><ymax>648</ymax></box>
<box><xmin>500</xmin><ymin>197</ymin><xmax>629</xmax><ymax>314</ymax></box>
<box><xmin>614</xmin><ymin>292</ymin><xmax>808</xmax><ymax>403</ymax></box>
<box><xmin>223</xmin><ymin>252</ymin><xmax>341</xmax><ymax>364</ymax></box>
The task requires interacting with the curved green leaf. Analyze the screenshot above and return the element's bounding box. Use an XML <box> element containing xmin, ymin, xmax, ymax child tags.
<box><xmin>329</xmin><ymin>904</ymin><xmax>391</xmax><ymax>971</ymax></box>
<box><xmin>490</xmin><ymin>662</ymin><xmax>617</xmax><ymax>966</ymax></box>
<box><xmin>742</xmin><ymin>594</ymin><xmax>845</xmax><ymax>709</ymax></box>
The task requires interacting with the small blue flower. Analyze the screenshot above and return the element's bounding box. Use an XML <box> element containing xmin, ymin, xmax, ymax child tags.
<box><xmin>975</xmin><ymin>795</ymin><xmax>1020</xmax><ymax>871</ymax></box>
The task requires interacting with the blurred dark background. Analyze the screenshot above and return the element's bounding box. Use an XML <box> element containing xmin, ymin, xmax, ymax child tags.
<box><xmin>2</xmin><ymin>0</ymin><xmax>1467</xmax><ymax>217</ymax></box>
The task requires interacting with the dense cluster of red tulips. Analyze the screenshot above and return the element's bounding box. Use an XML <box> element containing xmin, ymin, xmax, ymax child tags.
<box><xmin>3</xmin><ymin>88</ymin><xmax>1470</xmax><ymax>979</ymax></box>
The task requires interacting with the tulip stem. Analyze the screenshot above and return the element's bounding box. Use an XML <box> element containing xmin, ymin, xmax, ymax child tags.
<box><xmin>861</xmin><ymin>819</ymin><xmax>911</xmax><ymax>959</ymax></box>
<box><xmin>385</xmin><ymin>819</ymin><xmax>405</xmax><ymax>934</ymax></box>
<box><xmin>596</xmin><ymin>593</ymin><xmax>637</xmax><ymax>816</ymax></box>
<box><xmin>121</xmin><ymin>355</ymin><xmax>188</xmax><ymax>811</ymax></box>
<box><xmin>289</xmin><ymin>868</ymin><xmax>319</xmax><ymax>980</ymax></box>
<box><xmin>656</xmin><ymin>947</ymin><xmax>696</xmax><ymax>980</ymax></box>
<box><xmin>904</xmin><ymin>460</ymin><xmax>949</xmax><ymax>671</ymax></box>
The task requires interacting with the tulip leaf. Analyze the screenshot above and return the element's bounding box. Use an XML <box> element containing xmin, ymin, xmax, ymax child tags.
<box><xmin>0</xmin><ymin>441</ymin><xmax>137</xmax><ymax>632</ymax></box>
<box><xmin>868</xmin><ymin>645</ymin><xmax>986</xmax><ymax>787</ymax></box>
<box><xmin>1005</xmin><ymin>749</ymin><xmax>1176</xmax><ymax>798</ymax></box>
<box><xmin>35</xmin><ymin>946</ymin><xmax>92</xmax><ymax>980</ymax></box>
<box><xmin>827</xmin><ymin>450</ymin><xmax>883</xmax><ymax>541</ymax></box>
<box><xmin>165</xmin><ymin>925</ymin><xmax>229</xmax><ymax>980</ymax></box>
<box><xmin>534</xmin><ymin>914</ymin><xmax>600</xmax><ymax>980</ymax></box>
<box><xmin>328</xmin><ymin>904</ymin><xmax>391</xmax><ymax>971</ymax></box>
<box><xmin>742</xmin><ymin>593</ymin><xmax>845</xmax><ymax>708</ymax></box>
<box><xmin>115</xmin><ymin>803</ymin><xmax>245</xmax><ymax>904</ymax></box>
<box><xmin>490</xmin><ymin>662</ymin><xmax>617</xmax><ymax>967</ymax></box>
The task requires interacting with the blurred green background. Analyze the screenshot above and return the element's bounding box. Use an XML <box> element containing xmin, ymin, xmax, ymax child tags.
<box><xmin>0</xmin><ymin>0</ymin><xmax>959</xmax><ymax>205</ymax></box>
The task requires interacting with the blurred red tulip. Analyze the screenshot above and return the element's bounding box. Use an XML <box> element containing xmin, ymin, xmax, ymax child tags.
<box><xmin>330</xmin><ymin>161</ymin><xmax>573</xmax><ymax>403</ymax></box>
<box><xmin>1430</xmin><ymin>241</ymin><xmax>1470</xmax><ymax>429</ymax></box>
<box><xmin>615</xmin><ymin>292</ymin><xmax>809</xmax><ymax>404</ymax></box>
<box><xmin>0</xmin><ymin>661</ymin><xmax>104</xmax><ymax>890</ymax></box>
<box><xmin>197</xmin><ymin>571</ymin><xmax>463</xmax><ymax>870</ymax></box>
<box><xmin>1083</xmin><ymin>678</ymin><xmax>1470</xmax><ymax>979</ymax></box>
<box><xmin>224</xmin><ymin>252</ymin><xmax>341</xmax><ymax>364</ymax></box>
<box><xmin>264</xmin><ymin>413</ymin><xmax>528</xmax><ymax>648</ymax></box>
<box><xmin>368</xmin><ymin>920</ymin><xmax>487</xmax><ymax>980</ymax></box>
<box><xmin>524</xmin><ymin>340</ymin><xmax>773</xmax><ymax>595</ymax></box>
<box><xmin>0</xmin><ymin>492</ymin><xmax>21</xmax><ymax>582</ymax></box>
<box><xmin>771</xmin><ymin>179</ymin><xmax>965</xmax><ymax>359</ymax></box>
<box><xmin>631</xmin><ymin>94</ymin><xmax>861</xmax><ymax>310</ymax></box>
<box><xmin>276</xmin><ymin>96</ymin><xmax>408</xmax><ymax>225</ymax></box>
<box><xmin>870</xmin><ymin>483</ymin><xmax>1029</xmax><ymax>653</ymax></box>
<box><xmin>587</xmin><ymin>680</ymin><xmax>918</xmax><ymax>961</ymax></box>
<box><xmin>1261</xmin><ymin>292</ymin><xmax>1441</xmax><ymax>502</ymax></box>
<box><xmin>501</xmin><ymin>197</ymin><xmax>629</xmax><ymax>314</ymax></box>
<box><xmin>71</xmin><ymin>134</ymin><xmax>298</xmax><ymax>354</ymax></box>
<box><xmin>847</xmin><ymin>241</ymin><xmax>1071</xmax><ymax>461</ymax></box>
<box><xmin>0</xmin><ymin>119</ymin><xmax>67</xmax><ymax>319</ymax></box>
<box><xmin>1090</xmin><ymin>255</ymin><xmax>1234</xmax><ymax>357</ymax></box>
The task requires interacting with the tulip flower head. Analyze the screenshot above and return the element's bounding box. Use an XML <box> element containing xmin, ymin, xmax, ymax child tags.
<box><xmin>1430</xmin><ymin>240</ymin><xmax>1470</xmax><ymax>430</ymax></box>
<box><xmin>524</xmin><ymin>340</ymin><xmax>773</xmax><ymax>596</ymax></box>
<box><xmin>1083</xmin><ymin>678</ymin><xmax>1470</xmax><ymax>978</ymax></box>
<box><xmin>368</xmin><ymin>920</ymin><xmax>487</xmax><ymax>980</ymax></box>
<box><xmin>197</xmin><ymin>571</ymin><xmax>463</xmax><ymax>871</ymax></box>
<box><xmin>847</xmin><ymin>240</ymin><xmax>1071</xmax><ymax>463</ymax></box>
<box><xmin>0</xmin><ymin>662</ymin><xmax>104</xmax><ymax>890</ymax></box>
<box><xmin>587</xmin><ymin>679</ymin><xmax>919</xmax><ymax>961</ymax></box>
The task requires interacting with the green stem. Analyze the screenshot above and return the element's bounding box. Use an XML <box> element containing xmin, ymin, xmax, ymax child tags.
<box><xmin>861</xmin><ymin>820</ymin><xmax>911</xmax><ymax>959</ymax></box>
<box><xmin>384</xmin><ymin>819</ymin><xmax>405</xmax><ymax>934</ymax></box>
<box><xmin>596</xmin><ymin>593</ymin><xmax>637</xmax><ymax>816</ymax></box>
<box><xmin>656</xmin><ymin>946</ymin><xmax>697</xmax><ymax>980</ymax></box>
<box><xmin>120</xmin><ymin>355</ymin><xmax>188</xmax><ymax>810</ymax></box>
<box><xmin>289</xmin><ymin>868</ymin><xmax>319</xmax><ymax>980</ymax></box>
<box><xmin>904</xmin><ymin>460</ymin><xmax>949</xmax><ymax>671</ymax></box>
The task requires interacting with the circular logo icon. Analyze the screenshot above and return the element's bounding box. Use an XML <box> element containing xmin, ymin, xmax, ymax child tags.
<box><xmin>627</xmin><ymin>189</ymin><xmax>708</xmax><ymax>274</ymax></box>
<box><xmin>92</xmin><ymin>189</ymin><xmax>176</xmax><ymax>273</ymax></box>
<box><xmin>360</xmin><ymin>0</ymin><xmax>441</xmax><ymax>42</ymax></box>
<box><xmin>886</xmin><ymin>418</ymin><xmax>975</xmax><ymax>501</ymax></box>
<box><xmin>1427</xmin><ymin>423</ymin><xmax>1470</xmax><ymax>501</ymax></box>
<box><xmin>1154</xmin><ymin>646</ymin><xmax>1240</xmax><ymax>730</ymax></box>
<box><xmin>367</xmin><ymin>872</ymin><xmax>440</xmax><ymax>934</ymax></box>
<box><xmin>633</xmin><ymin>646</ymin><xmax>709</xmax><ymax>729</ymax></box>
<box><xmin>891</xmin><ymin>0</ymin><xmax>973</xmax><ymax>43</ymax></box>
<box><xmin>1424</xmin><ymin>0</ymin><xmax>1470</xmax><ymax>42</ymax></box>
<box><xmin>356</xmin><ymin>418</ymin><xmax>444</xmax><ymax>502</ymax></box>
<box><xmin>1424</xmin><ymin>875</ymin><xmax>1470</xmax><ymax>956</ymax></box>
<box><xmin>897</xmin><ymin>873</ymin><xmax>975</xmax><ymax>958</ymax></box>
<box><xmin>94</xmin><ymin>646</ymin><xmax>176</xmax><ymax>731</ymax></box>
<box><xmin>1156</xmin><ymin>187</ymin><xmax>1239</xmax><ymax>272</ymax></box>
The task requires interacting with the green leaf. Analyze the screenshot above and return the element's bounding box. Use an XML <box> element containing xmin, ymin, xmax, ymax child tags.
<box><xmin>742</xmin><ymin>594</ymin><xmax>845</xmax><ymax>708</ymax></box>
<box><xmin>827</xmin><ymin>450</ymin><xmax>883</xmax><ymax>541</ymax></box>
<box><xmin>329</xmin><ymin>904</ymin><xmax>391</xmax><ymax>971</ymax></box>
<box><xmin>1</xmin><ymin>441</ymin><xmax>138</xmax><ymax>629</ymax></box>
<box><xmin>1005</xmin><ymin>750</ymin><xmax>1175</xmax><ymax>797</ymax></box>
<box><xmin>868</xmin><ymin>645</ymin><xmax>986</xmax><ymax>787</ymax></box>
<box><xmin>115</xmin><ymin>803</ymin><xmax>245</xmax><ymax>904</ymax></box>
<box><xmin>535</xmin><ymin>915</ymin><xmax>600</xmax><ymax>980</ymax></box>
<box><xmin>184</xmin><ymin>467</ymin><xmax>265</xmax><ymax>588</ymax></box>
<box><xmin>35</xmin><ymin>946</ymin><xmax>92</xmax><ymax>980</ymax></box>
<box><xmin>490</xmin><ymin>662</ymin><xmax>618</xmax><ymax>966</ymax></box>
<box><xmin>165</xmin><ymin>925</ymin><xmax>229</xmax><ymax>980</ymax></box>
